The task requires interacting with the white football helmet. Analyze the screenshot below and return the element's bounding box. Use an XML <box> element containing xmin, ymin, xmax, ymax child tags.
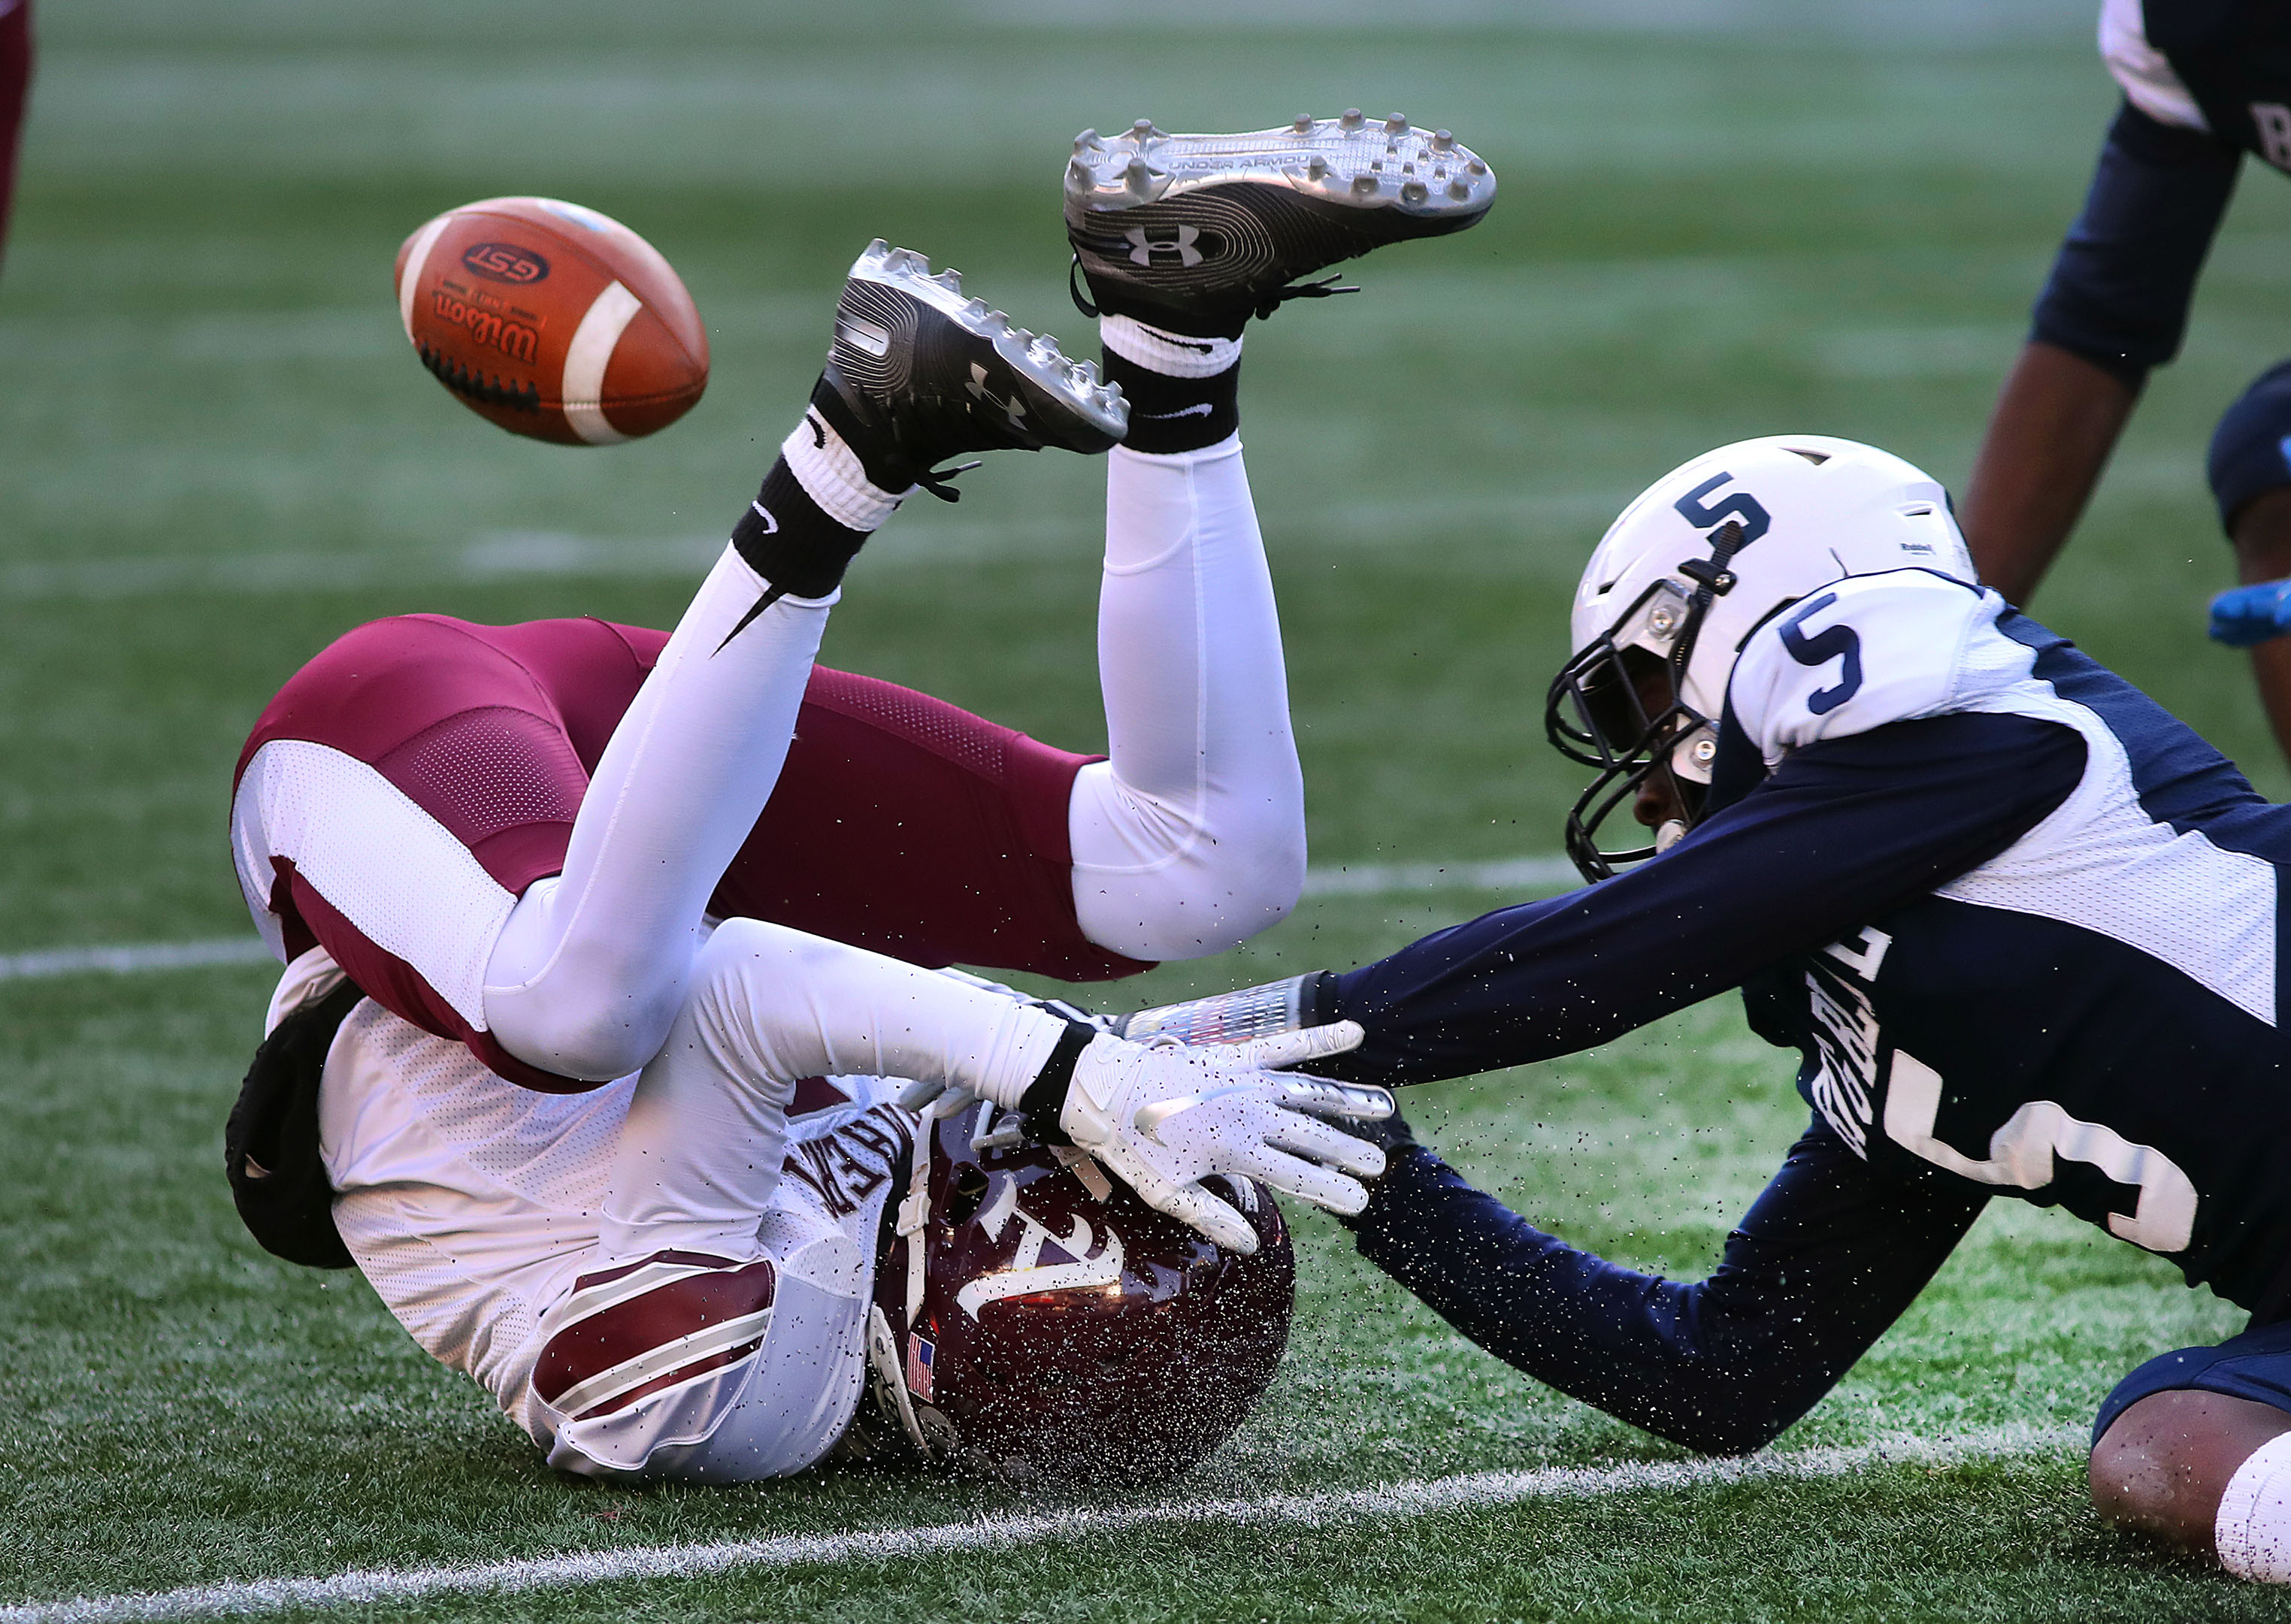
<box><xmin>1545</xmin><ymin>434</ymin><xmax>1975</xmax><ymax>879</ymax></box>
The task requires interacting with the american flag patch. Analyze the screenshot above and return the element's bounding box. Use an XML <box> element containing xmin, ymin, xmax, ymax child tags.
<box><xmin>906</xmin><ymin>1332</ymin><xmax>936</xmax><ymax>1402</ymax></box>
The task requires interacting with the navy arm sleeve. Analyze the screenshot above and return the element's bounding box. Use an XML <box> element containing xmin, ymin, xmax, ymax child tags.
<box><xmin>1348</xmin><ymin>1120</ymin><xmax>1989</xmax><ymax>1455</ymax></box>
<box><xmin>1317</xmin><ymin>711</ymin><xmax>2086</xmax><ymax>1088</ymax></box>
<box><xmin>2029</xmin><ymin>102</ymin><xmax>2242</xmax><ymax>385</ymax></box>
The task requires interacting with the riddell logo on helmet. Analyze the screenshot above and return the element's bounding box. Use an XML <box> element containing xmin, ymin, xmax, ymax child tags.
<box><xmin>461</xmin><ymin>242</ymin><xmax>549</xmax><ymax>284</ymax></box>
<box><xmin>430</xmin><ymin>291</ymin><xmax>541</xmax><ymax>366</ymax></box>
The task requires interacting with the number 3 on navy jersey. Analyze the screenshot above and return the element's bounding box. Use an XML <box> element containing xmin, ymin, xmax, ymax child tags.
<box><xmin>1779</xmin><ymin>592</ymin><xmax>1864</xmax><ymax>716</ymax></box>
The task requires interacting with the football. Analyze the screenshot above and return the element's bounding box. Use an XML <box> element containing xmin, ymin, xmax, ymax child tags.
<box><xmin>392</xmin><ymin>196</ymin><xmax>709</xmax><ymax>446</ymax></box>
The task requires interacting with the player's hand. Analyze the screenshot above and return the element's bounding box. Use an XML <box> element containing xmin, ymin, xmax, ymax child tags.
<box><xmin>1057</xmin><ymin>1031</ymin><xmax>1394</xmax><ymax>1254</ymax></box>
<box><xmin>2210</xmin><ymin>579</ymin><xmax>2291</xmax><ymax>647</ymax></box>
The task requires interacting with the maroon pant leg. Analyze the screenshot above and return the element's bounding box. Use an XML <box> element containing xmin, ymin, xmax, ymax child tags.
<box><xmin>0</xmin><ymin>0</ymin><xmax>30</xmax><ymax>271</ymax></box>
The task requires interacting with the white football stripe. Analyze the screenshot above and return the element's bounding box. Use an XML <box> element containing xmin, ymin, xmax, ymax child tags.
<box><xmin>0</xmin><ymin>1426</ymin><xmax>2079</xmax><ymax>1621</ymax></box>
<box><xmin>560</xmin><ymin>280</ymin><xmax>643</xmax><ymax>446</ymax></box>
<box><xmin>394</xmin><ymin>213</ymin><xmax>455</xmax><ymax>342</ymax></box>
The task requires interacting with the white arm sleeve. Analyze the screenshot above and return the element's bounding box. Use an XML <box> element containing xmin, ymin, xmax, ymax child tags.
<box><xmin>596</xmin><ymin>917</ymin><xmax>1067</xmax><ymax>1264</ymax></box>
<box><xmin>1069</xmin><ymin>437</ymin><xmax>1306</xmax><ymax>962</ymax></box>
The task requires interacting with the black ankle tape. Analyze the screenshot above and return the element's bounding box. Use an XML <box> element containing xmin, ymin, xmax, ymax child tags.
<box><xmin>1100</xmin><ymin>351</ymin><xmax>1240</xmax><ymax>455</ymax></box>
<box><xmin>1018</xmin><ymin>1021</ymin><xmax>1098</xmax><ymax>1145</ymax></box>
<box><xmin>731</xmin><ymin>457</ymin><xmax>867</xmax><ymax>600</ymax></box>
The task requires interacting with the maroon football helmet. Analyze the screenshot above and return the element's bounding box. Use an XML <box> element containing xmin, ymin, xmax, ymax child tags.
<box><xmin>858</xmin><ymin>1096</ymin><xmax>1294</xmax><ymax>1485</ymax></box>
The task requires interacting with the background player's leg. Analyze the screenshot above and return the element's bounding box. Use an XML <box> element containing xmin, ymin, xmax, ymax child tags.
<box><xmin>2229</xmin><ymin>489</ymin><xmax>2291</xmax><ymax>767</ymax></box>
<box><xmin>1067</xmin><ymin>316</ymin><xmax>1306</xmax><ymax>963</ymax></box>
<box><xmin>2201</xmin><ymin>361</ymin><xmax>2291</xmax><ymax>767</ymax></box>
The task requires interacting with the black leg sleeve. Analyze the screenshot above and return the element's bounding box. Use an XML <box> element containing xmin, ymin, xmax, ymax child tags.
<box><xmin>1349</xmin><ymin>1117</ymin><xmax>1988</xmax><ymax>1455</ymax></box>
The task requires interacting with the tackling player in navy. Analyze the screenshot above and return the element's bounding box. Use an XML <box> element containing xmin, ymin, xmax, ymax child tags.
<box><xmin>1960</xmin><ymin>0</ymin><xmax>2291</xmax><ymax>765</ymax></box>
<box><xmin>1191</xmin><ymin>435</ymin><xmax>2291</xmax><ymax>1580</ymax></box>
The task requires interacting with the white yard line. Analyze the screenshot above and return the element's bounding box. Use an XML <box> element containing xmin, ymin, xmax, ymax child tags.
<box><xmin>1300</xmin><ymin>855</ymin><xmax>1581</xmax><ymax>897</ymax></box>
<box><xmin>0</xmin><ymin>491</ymin><xmax>1620</xmax><ymax>603</ymax></box>
<box><xmin>0</xmin><ymin>860</ymin><xmax>1578</xmax><ymax>984</ymax></box>
<box><xmin>0</xmin><ymin>938</ymin><xmax>274</xmax><ymax>981</ymax></box>
<box><xmin>0</xmin><ymin>1426</ymin><xmax>2082</xmax><ymax>1622</ymax></box>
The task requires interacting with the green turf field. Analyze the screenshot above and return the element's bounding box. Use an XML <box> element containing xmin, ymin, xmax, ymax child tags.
<box><xmin>6</xmin><ymin>2</ymin><xmax>2291</xmax><ymax>1617</ymax></box>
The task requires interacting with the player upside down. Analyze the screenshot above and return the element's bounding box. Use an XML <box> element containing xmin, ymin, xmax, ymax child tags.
<box><xmin>225</xmin><ymin>116</ymin><xmax>1492</xmax><ymax>1483</ymax></box>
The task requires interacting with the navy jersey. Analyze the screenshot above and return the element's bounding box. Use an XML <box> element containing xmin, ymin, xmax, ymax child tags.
<box><xmin>2033</xmin><ymin>1</ymin><xmax>2291</xmax><ymax>380</ymax></box>
<box><xmin>1327</xmin><ymin>570</ymin><xmax>2291</xmax><ymax>1447</ymax></box>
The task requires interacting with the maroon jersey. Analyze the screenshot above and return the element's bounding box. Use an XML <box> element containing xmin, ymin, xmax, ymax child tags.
<box><xmin>232</xmin><ymin>614</ymin><xmax>1145</xmax><ymax>1088</ymax></box>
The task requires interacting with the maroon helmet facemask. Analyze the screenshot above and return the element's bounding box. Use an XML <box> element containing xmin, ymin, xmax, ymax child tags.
<box><xmin>860</xmin><ymin>1096</ymin><xmax>1294</xmax><ymax>1486</ymax></box>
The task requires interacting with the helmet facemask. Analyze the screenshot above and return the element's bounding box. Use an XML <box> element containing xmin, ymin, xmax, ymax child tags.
<box><xmin>1545</xmin><ymin>519</ymin><xmax>1751</xmax><ymax>882</ymax></box>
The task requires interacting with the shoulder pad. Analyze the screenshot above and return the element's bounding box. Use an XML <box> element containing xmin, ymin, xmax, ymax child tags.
<box><xmin>1727</xmin><ymin>571</ymin><xmax>2019</xmax><ymax>764</ymax></box>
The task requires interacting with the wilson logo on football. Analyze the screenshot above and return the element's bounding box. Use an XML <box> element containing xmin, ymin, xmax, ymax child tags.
<box><xmin>429</xmin><ymin>291</ymin><xmax>540</xmax><ymax>365</ymax></box>
<box><xmin>461</xmin><ymin>242</ymin><xmax>549</xmax><ymax>284</ymax></box>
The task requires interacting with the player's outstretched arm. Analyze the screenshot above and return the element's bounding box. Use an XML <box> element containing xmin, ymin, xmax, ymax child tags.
<box><xmin>1309</xmin><ymin>710</ymin><xmax>2087</xmax><ymax>1090</ymax></box>
<box><xmin>1348</xmin><ymin>1120</ymin><xmax>1987</xmax><ymax>1454</ymax></box>
<box><xmin>599</xmin><ymin>916</ymin><xmax>1389</xmax><ymax>1263</ymax></box>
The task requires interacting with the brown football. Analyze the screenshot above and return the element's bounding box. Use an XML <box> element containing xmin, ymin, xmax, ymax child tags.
<box><xmin>393</xmin><ymin>196</ymin><xmax>708</xmax><ymax>446</ymax></box>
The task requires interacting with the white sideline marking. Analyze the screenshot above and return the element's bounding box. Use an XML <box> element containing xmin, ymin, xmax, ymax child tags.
<box><xmin>0</xmin><ymin>1427</ymin><xmax>2081</xmax><ymax>1622</ymax></box>
<box><xmin>1301</xmin><ymin>855</ymin><xmax>1581</xmax><ymax>897</ymax></box>
<box><xmin>0</xmin><ymin>489</ymin><xmax>1625</xmax><ymax>603</ymax></box>
<box><xmin>0</xmin><ymin>860</ymin><xmax>1580</xmax><ymax>984</ymax></box>
<box><xmin>0</xmin><ymin>938</ymin><xmax>273</xmax><ymax>981</ymax></box>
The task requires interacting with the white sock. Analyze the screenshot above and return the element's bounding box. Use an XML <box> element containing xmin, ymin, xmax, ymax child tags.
<box><xmin>2217</xmin><ymin>1430</ymin><xmax>2291</xmax><ymax>1580</ymax></box>
<box><xmin>780</xmin><ymin>413</ymin><xmax>910</xmax><ymax>530</ymax></box>
<box><xmin>1100</xmin><ymin>313</ymin><xmax>1243</xmax><ymax>379</ymax></box>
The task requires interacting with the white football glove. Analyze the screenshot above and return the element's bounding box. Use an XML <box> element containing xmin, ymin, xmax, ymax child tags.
<box><xmin>1056</xmin><ymin>1024</ymin><xmax>1394</xmax><ymax>1255</ymax></box>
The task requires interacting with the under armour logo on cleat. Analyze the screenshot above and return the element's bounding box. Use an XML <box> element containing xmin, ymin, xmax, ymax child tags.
<box><xmin>1125</xmin><ymin>225</ymin><xmax>1203</xmax><ymax>268</ymax></box>
<box><xmin>966</xmin><ymin>363</ymin><xmax>1029</xmax><ymax>430</ymax></box>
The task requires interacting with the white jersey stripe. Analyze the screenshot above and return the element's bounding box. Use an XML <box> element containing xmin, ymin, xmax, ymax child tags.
<box><xmin>546</xmin><ymin>1308</ymin><xmax>776</xmax><ymax>1420</ymax></box>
